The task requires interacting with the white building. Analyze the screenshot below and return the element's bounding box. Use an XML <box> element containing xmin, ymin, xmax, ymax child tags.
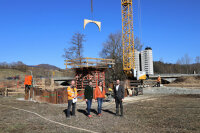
<box><xmin>134</xmin><ymin>47</ymin><xmax>154</xmax><ymax>75</ymax></box>
<box><xmin>140</xmin><ymin>47</ymin><xmax>154</xmax><ymax>75</ymax></box>
<box><xmin>134</xmin><ymin>49</ymin><xmax>140</xmax><ymax>71</ymax></box>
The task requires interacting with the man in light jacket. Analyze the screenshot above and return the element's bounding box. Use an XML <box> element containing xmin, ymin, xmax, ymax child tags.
<box><xmin>67</xmin><ymin>80</ymin><xmax>77</xmax><ymax>118</ymax></box>
<box><xmin>114</xmin><ymin>79</ymin><xmax>124</xmax><ymax>117</ymax></box>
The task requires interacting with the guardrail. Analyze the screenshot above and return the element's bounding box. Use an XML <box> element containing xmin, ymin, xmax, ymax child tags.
<box><xmin>150</xmin><ymin>74</ymin><xmax>200</xmax><ymax>78</ymax></box>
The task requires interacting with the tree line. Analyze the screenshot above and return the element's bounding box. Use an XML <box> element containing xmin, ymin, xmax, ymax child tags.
<box><xmin>0</xmin><ymin>61</ymin><xmax>28</xmax><ymax>72</ymax></box>
<box><xmin>63</xmin><ymin>31</ymin><xmax>200</xmax><ymax>80</ymax></box>
<box><xmin>155</xmin><ymin>55</ymin><xmax>200</xmax><ymax>74</ymax></box>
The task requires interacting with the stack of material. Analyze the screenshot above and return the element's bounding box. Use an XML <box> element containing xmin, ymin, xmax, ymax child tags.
<box><xmin>25</xmin><ymin>87</ymin><xmax>75</xmax><ymax>104</ymax></box>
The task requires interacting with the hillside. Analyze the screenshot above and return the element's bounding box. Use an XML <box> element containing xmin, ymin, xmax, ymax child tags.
<box><xmin>0</xmin><ymin>69</ymin><xmax>26</xmax><ymax>80</ymax></box>
<box><xmin>29</xmin><ymin>64</ymin><xmax>61</xmax><ymax>70</ymax></box>
<box><xmin>0</xmin><ymin>67</ymin><xmax>74</xmax><ymax>80</ymax></box>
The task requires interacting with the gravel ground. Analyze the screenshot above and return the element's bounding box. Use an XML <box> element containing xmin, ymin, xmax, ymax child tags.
<box><xmin>0</xmin><ymin>87</ymin><xmax>200</xmax><ymax>133</ymax></box>
<box><xmin>144</xmin><ymin>87</ymin><xmax>200</xmax><ymax>95</ymax></box>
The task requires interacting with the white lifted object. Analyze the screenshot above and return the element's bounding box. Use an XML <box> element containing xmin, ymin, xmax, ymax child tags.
<box><xmin>84</xmin><ymin>19</ymin><xmax>101</xmax><ymax>31</ymax></box>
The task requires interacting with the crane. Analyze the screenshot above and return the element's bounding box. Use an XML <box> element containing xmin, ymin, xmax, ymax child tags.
<box><xmin>121</xmin><ymin>0</ymin><xmax>146</xmax><ymax>80</ymax></box>
<box><xmin>84</xmin><ymin>0</ymin><xmax>146</xmax><ymax>80</ymax></box>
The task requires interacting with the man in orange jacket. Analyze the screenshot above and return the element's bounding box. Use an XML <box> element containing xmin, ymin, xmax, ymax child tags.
<box><xmin>94</xmin><ymin>81</ymin><xmax>106</xmax><ymax>116</ymax></box>
<box><xmin>67</xmin><ymin>80</ymin><xmax>77</xmax><ymax>118</ymax></box>
<box><xmin>24</xmin><ymin>75</ymin><xmax>32</xmax><ymax>93</ymax></box>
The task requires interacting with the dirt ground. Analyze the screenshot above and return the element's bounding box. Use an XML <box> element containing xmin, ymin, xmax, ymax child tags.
<box><xmin>0</xmin><ymin>93</ymin><xmax>200</xmax><ymax>133</ymax></box>
<box><xmin>166</xmin><ymin>76</ymin><xmax>200</xmax><ymax>88</ymax></box>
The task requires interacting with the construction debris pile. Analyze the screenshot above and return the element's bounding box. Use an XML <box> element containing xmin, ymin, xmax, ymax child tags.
<box><xmin>173</xmin><ymin>76</ymin><xmax>200</xmax><ymax>84</ymax></box>
<box><xmin>166</xmin><ymin>76</ymin><xmax>200</xmax><ymax>88</ymax></box>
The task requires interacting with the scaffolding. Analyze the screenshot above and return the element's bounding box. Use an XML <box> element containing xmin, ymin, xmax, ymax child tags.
<box><xmin>65</xmin><ymin>57</ymin><xmax>115</xmax><ymax>91</ymax></box>
<box><xmin>65</xmin><ymin>57</ymin><xmax>115</xmax><ymax>69</ymax></box>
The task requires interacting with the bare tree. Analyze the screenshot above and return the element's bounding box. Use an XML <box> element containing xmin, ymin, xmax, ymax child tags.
<box><xmin>195</xmin><ymin>56</ymin><xmax>200</xmax><ymax>64</ymax></box>
<box><xmin>176</xmin><ymin>59</ymin><xmax>182</xmax><ymax>65</ymax></box>
<box><xmin>180</xmin><ymin>54</ymin><xmax>192</xmax><ymax>65</ymax></box>
<box><xmin>176</xmin><ymin>59</ymin><xmax>182</xmax><ymax>73</ymax></box>
<box><xmin>100</xmin><ymin>32</ymin><xmax>123</xmax><ymax>62</ymax></box>
<box><xmin>100</xmin><ymin>32</ymin><xmax>124</xmax><ymax>81</ymax></box>
<box><xmin>100</xmin><ymin>32</ymin><xmax>144</xmax><ymax>81</ymax></box>
<box><xmin>185</xmin><ymin>54</ymin><xmax>192</xmax><ymax>65</ymax></box>
<box><xmin>0</xmin><ymin>62</ymin><xmax>8</xmax><ymax>69</ymax></box>
<box><xmin>134</xmin><ymin>36</ymin><xmax>144</xmax><ymax>51</ymax></box>
<box><xmin>195</xmin><ymin>56</ymin><xmax>200</xmax><ymax>74</ymax></box>
<box><xmin>179</xmin><ymin>54</ymin><xmax>192</xmax><ymax>74</ymax></box>
<box><xmin>14</xmin><ymin>61</ymin><xmax>28</xmax><ymax>72</ymax></box>
<box><xmin>100</xmin><ymin>32</ymin><xmax>144</xmax><ymax>58</ymax></box>
<box><xmin>63</xmin><ymin>32</ymin><xmax>85</xmax><ymax>61</ymax></box>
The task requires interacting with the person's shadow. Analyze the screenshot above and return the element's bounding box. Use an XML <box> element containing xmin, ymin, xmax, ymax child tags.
<box><xmin>63</xmin><ymin>109</ymin><xmax>73</xmax><ymax>117</ymax></box>
<box><xmin>63</xmin><ymin>109</ymin><xmax>68</xmax><ymax>118</ymax></box>
<box><xmin>77</xmin><ymin>108</ymin><xmax>99</xmax><ymax>116</ymax></box>
<box><xmin>77</xmin><ymin>109</ymin><xmax>87</xmax><ymax>116</ymax></box>
<box><xmin>91</xmin><ymin>109</ymin><xmax>98</xmax><ymax>115</ymax></box>
<box><xmin>102</xmin><ymin>109</ymin><xmax>115</xmax><ymax>115</ymax></box>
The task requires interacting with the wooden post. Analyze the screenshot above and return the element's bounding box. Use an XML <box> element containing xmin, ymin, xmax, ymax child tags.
<box><xmin>5</xmin><ymin>88</ymin><xmax>8</xmax><ymax>97</ymax></box>
<box><xmin>103</xmin><ymin>71</ymin><xmax>105</xmax><ymax>88</ymax></box>
<box><xmin>42</xmin><ymin>78</ymin><xmax>45</xmax><ymax>89</ymax></box>
<box><xmin>50</xmin><ymin>78</ymin><xmax>54</xmax><ymax>91</ymax></box>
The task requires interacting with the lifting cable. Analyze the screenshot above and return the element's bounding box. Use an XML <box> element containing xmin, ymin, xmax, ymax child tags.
<box><xmin>138</xmin><ymin>0</ymin><xmax>142</xmax><ymax>44</ymax></box>
<box><xmin>91</xmin><ymin>0</ymin><xmax>94</xmax><ymax>19</ymax></box>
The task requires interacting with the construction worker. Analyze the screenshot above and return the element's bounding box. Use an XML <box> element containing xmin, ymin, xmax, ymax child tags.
<box><xmin>114</xmin><ymin>79</ymin><xmax>124</xmax><ymax>117</ymax></box>
<box><xmin>24</xmin><ymin>75</ymin><xmax>32</xmax><ymax>97</ymax></box>
<box><xmin>67</xmin><ymin>80</ymin><xmax>77</xmax><ymax>118</ymax></box>
<box><xmin>84</xmin><ymin>80</ymin><xmax>94</xmax><ymax>118</ymax></box>
<box><xmin>157</xmin><ymin>75</ymin><xmax>161</xmax><ymax>87</ymax></box>
<box><xmin>94</xmin><ymin>81</ymin><xmax>105</xmax><ymax>116</ymax></box>
<box><xmin>24</xmin><ymin>75</ymin><xmax>32</xmax><ymax>87</ymax></box>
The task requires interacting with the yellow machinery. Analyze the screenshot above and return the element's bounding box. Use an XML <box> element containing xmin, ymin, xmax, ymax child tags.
<box><xmin>121</xmin><ymin>0</ymin><xmax>146</xmax><ymax>80</ymax></box>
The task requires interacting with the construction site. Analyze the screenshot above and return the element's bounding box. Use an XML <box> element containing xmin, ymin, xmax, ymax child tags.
<box><xmin>0</xmin><ymin>0</ymin><xmax>200</xmax><ymax>133</ymax></box>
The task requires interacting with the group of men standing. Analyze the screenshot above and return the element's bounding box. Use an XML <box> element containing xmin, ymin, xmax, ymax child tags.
<box><xmin>66</xmin><ymin>80</ymin><xmax>124</xmax><ymax>118</ymax></box>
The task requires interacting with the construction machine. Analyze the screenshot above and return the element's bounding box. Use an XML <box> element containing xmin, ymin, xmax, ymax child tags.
<box><xmin>121</xmin><ymin>0</ymin><xmax>146</xmax><ymax>80</ymax></box>
<box><xmin>121</xmin><ymin>0</ymin><xmax>146</xmax><ymax>95</ymax></box>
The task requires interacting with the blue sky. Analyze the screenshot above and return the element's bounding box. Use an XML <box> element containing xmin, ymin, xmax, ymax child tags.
<box><xmin>0</xmin><ymin>0</ymin><xmax>200</xmax><ymax>69</ymax></box>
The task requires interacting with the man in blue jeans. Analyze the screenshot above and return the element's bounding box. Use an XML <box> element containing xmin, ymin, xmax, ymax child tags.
<box><xmin>84</xmin><ymin>81</ymin><xmax>94</xmax><ymax>117</ymax></box>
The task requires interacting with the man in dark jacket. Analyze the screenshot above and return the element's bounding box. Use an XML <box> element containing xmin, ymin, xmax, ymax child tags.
<box><xmin>84</xmin><ymin>80</ymin><xmax>94</xmax><ymax>117</ymax></box>
<box><xmin>114</xmin><ymin>79</ymin><xmax>124</xmax><ymax>116</ymax></box>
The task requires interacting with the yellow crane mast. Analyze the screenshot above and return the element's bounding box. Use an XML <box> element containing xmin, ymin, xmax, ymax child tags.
<box><xmin>121</xmin><ymin>0</ymin><xmax>146</xmax><ymax>80</ymax></box>
<box><xmin>121</xmin><ymin>0</ymin><xmax>135</xmax><ymax>76</ymax></box>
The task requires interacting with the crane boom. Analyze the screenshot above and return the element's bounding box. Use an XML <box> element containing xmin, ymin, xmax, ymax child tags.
<box><xmin>121</xmin><ymin>0</ymin><xmax>146</xmax><ymax>80</ymax></box>
<box><xmin>121</xmin><ymin>0</ymin><xmax>135</xmax><ymax>74</ymax></box>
